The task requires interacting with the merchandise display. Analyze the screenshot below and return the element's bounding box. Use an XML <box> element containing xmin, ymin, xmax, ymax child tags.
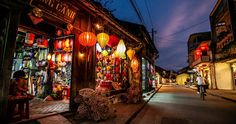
<box><xmin>11</xmin><ymin>31</ymin><xmax>74</xmax><ymax>100</ymax></box>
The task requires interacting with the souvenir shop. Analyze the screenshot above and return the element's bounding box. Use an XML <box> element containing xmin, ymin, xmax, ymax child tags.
<box><xmin>8</xmin><ymin>0</ymin><xmax>79</xmax><ymax>120</ymax></box>
<box><xmin>93</xmin><ymin>32</ymin><xmax>142</xmax><ymax>103</ymax></box>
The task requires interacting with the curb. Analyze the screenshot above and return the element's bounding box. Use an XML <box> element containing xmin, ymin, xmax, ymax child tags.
<box><xmin>207</xmin><ymin>92</ymin><xmax>236</xmax><ymax>103</ymax></box>
<box><xmin>186</xmin><ymin>85</ymin><xmax>236</xmax><ymax>103</ymax></box>
<box><xmin>125</xmin><ymin>85</ymin><xmax>163</xmax><ymax>124</ymax></box>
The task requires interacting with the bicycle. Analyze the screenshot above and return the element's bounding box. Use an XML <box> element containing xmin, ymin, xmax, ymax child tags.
<box><xmin>199</xmin><ymin>85</ymin><xmax>206</xmax><ymax>100</ymax></box>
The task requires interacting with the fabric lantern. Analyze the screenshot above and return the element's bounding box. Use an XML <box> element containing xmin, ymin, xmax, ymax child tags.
<box><xmin>68</xmin><ymin>54</ymin><xmax>72</xmax><ymax>62</ymax></box>
<box><xmin>97</xmin><ymin>32</ymin><xmax>109</xmax><ymax>48</ymax></box>
<box><xmin>96</xmin><ymin>43</ymin><xmax>102</xmax><ymax>52</ymax></box>
<box><xmin>64</xmin><ymin>53</ymin><xmax>69</xmax><ymax>62</ymax></box>
<box><xmin>70</xmin><ymin>38</ymin><xmax>73</xmax><ymax>47</ymax></box>
<box><xmin>64</xmin><ymin>38</ymin><xmax>70</xmax><ymax>48</ymax></box>
<box><xmin>25</xmin><ymin>33</ymin><xmax>35</xmax><ymax>45</ymax></box>
<box><xmin>131</xmin><ymin>57</ymin><xmax>139</xmax><ymax>73</ymax></box>
<box><xmin>107</xmin><ymin>35</ymin><xmax>119</xmax><ymax>47</ymax></box>
<box><xmin>57</xmin><ymin>54</ymin><xmax>62</xmax><ymax>62</ymax></box>
<box><xmin>127</xmin><ymin>49</ymin><xmax>135</xmax><ymax>60</ymax></box>
<box><xmin>58</xmin><ymin>40</ymin><xmax>63</xmax><ymax>49</ymax></box>
<box><xmin>102</xmin><ymin>50</ymin><xmax>109</xmax><ymax>57</ymax></box>
<box><xmin>79</xmin><ymin>32</ymin><xmax>97</xmax><ymax>47</ymax></box>
<box><xmin>114</xmin><ymin>50</ymin><xmax>119</xmax><ymax>58</ymax></box>
<box><xmin>120</xmin><ymin>52</ymin><xmax>126</xmax><ymax>59</ymax></box>
<box><xmin>117</xmin><ymin>39</ymin><xmax>126</xmax><ymax>56</ymax></box>
<box><xmin>52</xmin><ymin>54</ymin><xmax>56</xmax><ymax>62</ymax></box>
<box><xmin>47</xmin><ymin>53</ymin><xmax>52</xmax><ymax>61</ymax></box>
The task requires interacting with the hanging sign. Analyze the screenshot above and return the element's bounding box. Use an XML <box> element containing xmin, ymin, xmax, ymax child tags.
<box><xmin>29</xmin><ymin>0</ymin><xmax>78</xmax><ymax>23</ymax></box>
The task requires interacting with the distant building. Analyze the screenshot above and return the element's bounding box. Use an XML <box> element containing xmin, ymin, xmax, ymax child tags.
<box><xmin>187</xmin><ymin>32</ymin><xmax>213</xmax><ymax>88</ymax></box>
<box><xmin>176</xmin><ymin>67</ymin><xmax>190</xmax><ymax>85</ymax></box>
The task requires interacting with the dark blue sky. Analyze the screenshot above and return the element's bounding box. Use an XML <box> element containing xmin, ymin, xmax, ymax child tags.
<box><xmin>98</xmin><ymin>0</ymin><xmax>217</xmax><ymax>71</ymax></box>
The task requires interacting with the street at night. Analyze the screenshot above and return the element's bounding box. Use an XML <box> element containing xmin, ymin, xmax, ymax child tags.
<box><xmin>1</xmin><ymin>0</ymin><xmax>236</xmax><ymax>124</ymax></box>
<box><xmin>131</xmin><ymin>85</ymin><xmax>236</xmax><ymax>124</ymax></box>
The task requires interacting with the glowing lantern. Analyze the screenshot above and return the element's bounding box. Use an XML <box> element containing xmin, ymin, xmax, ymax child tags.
<box><xmin>97</xmin><ymin>33</ymin><xmax>109</xmax><ymax>48</ymax></box>
<box><xmin>200</xmin><ymin>44</ymin><xmax>208</xmax><ymax>51</ymax></box>
<box><xmin>68</xmin><ymin>54</ymin><xmax>72</xmax><ymax>62</ymax></box>
<box><xmin>102</xmin><ymin>50</ymin><xmax>109</xmax><ymax>57</ymax></box>
<box><xmin>107</xmin><ymin>35</ymin><xmax>119</xmax><ymax>47</ymax></box>
<box><xmin>114</xmin><ymin>50</ymin><xmax>119</xmax><ymax>58</ymax></box>
<box><xmin>64</xmin><ymin>38</ymin><xmax>70</xmax><ymax>48</ymax></box>
<box><xmin>120</xmin><ymin>52</ymin><xmax>126</xmax><ymax>59</ymax></box>
<box><xmin>25</xmin><ymin>33</ymin><xmax>35</xmax><ymax>45</ymax></box>
<box><xmin>131</xmin><ymin>57</ymin><xmax>139</xmax><ymax>72</ymax></box>
<box><xmin>70</xmin><ymin>39</ymin><xmax>73</xmax><ymax>47</ymax></box>
<box><xmin>63</xmin><ymin>53</ymin><xmax>69</xmax><ymax>62</ymax></box>
<box><xmin>79</xmin><ymin>32</ymin><xmax>97</xmax><ymax>47</ymax></box>
<box><xmin>57</xmin><ymin>40</ymin><xmax>63</xmax><ymax>49</ymax></box>
<box><xmin>52</xmin><ymin>54</ymin><xmax>56</xmax><ymax>62</ymax></box>
<box><xmin>57</xmin><ymin>54</ymin><xmax>62</xmax><ymax>62</ymax></box>
<box><xmin>127</xmin><ymin>49</ymin><xmax>135</xmax><ymax>60</ymax></box>
<box><xmin>47</xmin><ymin>53</ymin><xmax>52</xmax><ymax>61</ymax></box>
<box><xmin>96</xmin><ymin>43</ymin><xmax>102</xmax><ymax>52</ymax></box>
<box><xmin>117</xmin><ymin>39</ymin><xmax>126</xmax><ymax>56</ymax></box>
<box><xmin>195</xmin><ymin>50</ymin><xmax>202</xmax><ymax>56</ymax></box>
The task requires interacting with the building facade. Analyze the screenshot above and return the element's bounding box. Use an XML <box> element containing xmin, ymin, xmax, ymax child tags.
<box><xmin>210</xmin><ymin>0</ymin><xmax>236</xmax><ymax>90</ymax></box>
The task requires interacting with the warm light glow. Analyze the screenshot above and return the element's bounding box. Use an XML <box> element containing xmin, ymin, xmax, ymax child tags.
<box><xmin>47</xmin><ymin>53</ymin><xmax>52</xmax><ymax>61</ymax></box>
<box><xmin>79</xmin><ymin>52</ymin><xmax>84</xmax><ymax>58</ymax></box>
<box><xmin>64</xmin><ymin>38</ymin><xmax>70</xmax><ymax>48</ymax></box>
<box><xmin>127</xmin><ymin>49</ymin><xmax>135</xmax><ymax>60</ymax></box>
<box><xmin>97</xmin><ymin>32</ymin><xmax>109</xmax><ymax>48</ymax></box>
<box><xmin>131</xmin><ymin>57</ymin><xmax>139</xmax><ymax>72</ymax></box>
<box><xmin>57</xmin><ymin>54</ymin><xmax>62</xmax><ymax>62</ymax></box>
<box><xmin>117</xmin><ymin>39</ymin><xmax>126</xmax><ymax>56</ymax></box>
<box><xmin>102</xmin><ymin>50</ymin><xmax>109</xmax><ymax>57</ymax></box>
<box><xmin>95</xmin><ymin>24</ymin><xmax>101</xmax><ymax>29</ymax></box>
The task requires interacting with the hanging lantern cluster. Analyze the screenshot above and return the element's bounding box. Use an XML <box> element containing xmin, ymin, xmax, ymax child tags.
<box><xmin>54</xmin><ymin>38</ymin><xmax>73</xmax><ymax>51</ymax></box>
<box><xmin>48</xmin><ymin>53</ymin><xmax>72</xmax><ymax>62</ymax></box>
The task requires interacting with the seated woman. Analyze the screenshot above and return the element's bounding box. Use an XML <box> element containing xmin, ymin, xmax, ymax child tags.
<box><xmin>9</xmin><ymin>70</ymin><xmax>28</xmax><ymax>96</ymax></box>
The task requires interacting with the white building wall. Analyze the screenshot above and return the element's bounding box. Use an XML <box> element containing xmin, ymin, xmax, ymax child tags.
<box><xmin>215</xmin><ymin>63</ymin><xmax>234</xmax><ymax>90</ymax></box>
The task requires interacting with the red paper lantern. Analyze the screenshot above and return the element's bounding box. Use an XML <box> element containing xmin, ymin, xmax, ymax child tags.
<box><xmin>107</xmin><ymin>35</ymin><xmax>119</xmax><ymax>47</ymax></box>
<box><xmin>79</xmin><ymin>32</ymin><xmax>97</xmax><ymax>47</ymax></box>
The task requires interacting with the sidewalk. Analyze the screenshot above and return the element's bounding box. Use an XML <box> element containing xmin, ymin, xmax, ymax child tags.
<box><xmin>21</xmin><ymin>85</ymin><xmax>162</xmax><ymax>124</ymax></box>
<box><xmin>188</xmin><ymin>85</ymin><xmax>236</xmax><ymax>103</ymax></box>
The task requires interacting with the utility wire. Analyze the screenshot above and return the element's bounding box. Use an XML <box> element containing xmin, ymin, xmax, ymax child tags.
<box><xmin>145</xmin><ymin>0</ymin><xmax>153</xmax><ymax>28</ymax></box>
<box><xmin>129</xmin><ymin>0</ymin><xmax>146</xmax><ymax>27</ymax></box>
<box><xmin>158</xmin><ymin>18</ymin><xmax>209</xmax><ymax>38</ymax></box>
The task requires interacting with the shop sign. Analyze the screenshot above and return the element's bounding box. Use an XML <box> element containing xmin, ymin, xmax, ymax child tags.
<box><xmin>29</xmin><ymin>0</ymin><xmax>78</xmax><ymax>23</ymax></box>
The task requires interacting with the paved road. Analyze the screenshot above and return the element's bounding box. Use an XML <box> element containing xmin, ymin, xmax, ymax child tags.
<box><xmin>131</xmin><ymin>85</ymin><xmax>236</xmax><ymax>124</ymax></box>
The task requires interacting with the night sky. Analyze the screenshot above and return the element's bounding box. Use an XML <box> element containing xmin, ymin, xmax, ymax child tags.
<box><xmin>98</xmin><ymin>0</ymin><xmax>217</xmax><ymax>71</ymax></box>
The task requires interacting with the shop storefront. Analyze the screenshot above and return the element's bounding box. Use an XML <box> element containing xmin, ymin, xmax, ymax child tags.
<box><xmin>142</xmin><ymin>57</ymin><xmax>156</xmax><ymax>92</ymax></box>
<box><xmin>3</xmin><ymin>0</ymin><xmax>80</xmax><ymax>122</ymax></box>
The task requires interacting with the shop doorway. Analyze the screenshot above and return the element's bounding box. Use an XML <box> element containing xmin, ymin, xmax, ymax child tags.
<box><xmin>10</xmin><ymin>30</ymin><xmax>73</xmax><ymax>120</ymax></box>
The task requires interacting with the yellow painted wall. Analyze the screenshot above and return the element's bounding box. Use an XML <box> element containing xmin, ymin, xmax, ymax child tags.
<box><xmin>215</xmin><ymin>63</ymin><xmax>234</xmax><ymax>90</ymax></box>
<box><xmin>176</xmin><ymin>73</ymin><xmax>189</xmax><ymax>85</ymax></box>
